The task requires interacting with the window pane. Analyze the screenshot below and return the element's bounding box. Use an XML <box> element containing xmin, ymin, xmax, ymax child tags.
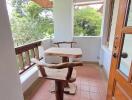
<box><xmin>119</xmin><ymin>34</ymin><xmax>132</xmax><ymax>76</ymax></box>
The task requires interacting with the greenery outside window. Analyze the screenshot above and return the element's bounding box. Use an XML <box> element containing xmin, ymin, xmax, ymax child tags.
<box><xmin>74</xmin><ymin>5</ymin><xmax>102</xmax><ymax>36</ymax></box>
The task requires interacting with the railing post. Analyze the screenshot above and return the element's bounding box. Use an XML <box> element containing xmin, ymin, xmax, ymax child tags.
<box><xmin>25</xmin><ymin>51</ymin><xmax>30</xmax><ymax>66</ymax></box>
<box><xmin>18</xmin><ymin>53</ymin><xmax>24</xmax><ymax>70</ymax></box>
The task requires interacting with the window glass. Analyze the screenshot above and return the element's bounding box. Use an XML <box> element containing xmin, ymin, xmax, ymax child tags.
<box><xmin>119</xmin><ymin>34</ymin><xmax>132</xmax><ymax>76</ymax></box>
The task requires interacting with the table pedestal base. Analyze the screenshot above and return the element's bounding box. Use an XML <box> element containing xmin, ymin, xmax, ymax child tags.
<box><xmin>55</xmin><ymin>80</ymin><xmax>64</xmax><ymax>100</ymax></box>
<box><xmin>50</xmin><ymin>83</ymin><xmax>77</xmax><ymax>95</ymax></box>
<box><xmin>64</xmin><ymin>83</ymin><xmax>77</xmax><ymax>95</ymax></box>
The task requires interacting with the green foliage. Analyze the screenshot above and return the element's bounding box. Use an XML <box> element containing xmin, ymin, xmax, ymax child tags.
<box><xmin>10</xmin><ymin>1</ymin><xmax>53</xmax><ymax>47</ymax></box>
<box><xmin>10</xmin><ymin>0</ymin><xmax>102</xmax><ymax>47</ymax></box>
<box><xmin>74</xmin><ymin>8</ymin><xmax>102</xmax><ymax>36</ymax></box>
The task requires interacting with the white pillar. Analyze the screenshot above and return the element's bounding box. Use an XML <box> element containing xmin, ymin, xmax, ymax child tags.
<box><xmin>0</xmin><ymin>0</ymin><xmax>24</xmax><ymax>100</ymax></box>
<box><xmin>53</xmin><ymin>0</ymin><xmax>74</xmax><ymax>42</ymax></box>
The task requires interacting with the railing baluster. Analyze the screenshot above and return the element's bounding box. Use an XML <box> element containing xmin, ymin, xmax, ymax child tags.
<box><xmin>25</xmin><ymin>51</ymin><xmax>30</xmax><ymax>66</ymax></box>
<box><xmin>34</xmin><ymin>47</ymin><xmax>39</xmax><ymax>59</ymax></box>
<box><xmin>18</xmin><ymin>53</ymin><xmax>24</xmax><ymax>70</ymax></box>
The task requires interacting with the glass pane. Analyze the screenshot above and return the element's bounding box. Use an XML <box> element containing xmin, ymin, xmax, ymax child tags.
<box><xmin>119</xmin><ymin>34</ymin><xmax>132</xmax><ymax>76</ymax></box>
<box><xmin>127</xmin><ymin>1</ymin><xmax>132</xmax><ymax>26</ymax></box>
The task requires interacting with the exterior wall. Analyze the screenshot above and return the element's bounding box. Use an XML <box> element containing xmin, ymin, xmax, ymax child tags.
<box><xmin>53</xmin><ymin>0</ymin><xmax>74</xmax><ymax>42</ymax></box>
<box><xmin>74</xmin><ymin>36</ymin><xmax>101</xmax><ymax>62</ymax></box>
<box><xmin>100</xmin><ymin>46</ymin><xmax>112</xmax><ymax>78</ymax></box>
<box><xmin>41</xmin><ymin>37</ymin><xmax>101</xmax><ymax>64</ymax></box>
<box><xmin>41</xmin><ymin>37</ymin><xmax>101</xmax><ymax>63</ymax></box>
<box><xmin>0</xmin><ymin>0</ymin><xmax>24</xmax><ymax>100</ymax></box>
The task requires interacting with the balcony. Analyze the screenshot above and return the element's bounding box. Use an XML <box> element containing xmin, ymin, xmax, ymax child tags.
<box><xmin>14</xmin><ymin>36</ymin><xmax>107</xmax><ymax>99</ymax></box>
<box><xmin>24</xmin><ymin>63</ymin><xmax>107</xmax><ymax>100</ymax></box>
<box><xmin>1</xmin><ymin>0</ymin><xmax>129</xmax><ymax>100</ymax></box>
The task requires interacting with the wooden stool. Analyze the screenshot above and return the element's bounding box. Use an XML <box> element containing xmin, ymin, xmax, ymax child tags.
<box><xmin>31</xmin><ymin>58</ymin><xmax>82</xmax><ymax>100</ymax></box>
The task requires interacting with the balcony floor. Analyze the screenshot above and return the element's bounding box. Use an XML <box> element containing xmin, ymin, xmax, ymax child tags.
<box><xmin>24</xmin><ymin>63</ymin><xmax>107</xmax><ymax>100</ymax></box>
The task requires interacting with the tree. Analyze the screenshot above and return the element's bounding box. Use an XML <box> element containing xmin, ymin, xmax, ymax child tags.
<box><xmin>10</xmin><ymin>1</ymin><xmax>53</xmax><ymax>47</ymax></box>
<box><xmin>74</xmin><ymin>8</ymin><xmax>102</xmax><ymax>36</ymax></box>
<box><xmin>10</xmin><ymin>1</ymin><xmax>102</xmax><ymax>46</ymax></box>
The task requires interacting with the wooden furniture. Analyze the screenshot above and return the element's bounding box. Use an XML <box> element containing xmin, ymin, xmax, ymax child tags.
<box><xmin>53</xmin><ymin>41</ymin><xmax>78</xmax><ymax>62</ymax></box>
<box><xmin>44</xmin><ymin>47</ymin><xmax>82</xmax><ymax>62</ymax></box>
<box><xmin>44</xmin><ymin>47</ymin><xmax>82</xmax><ymax>63</ymax></box>
<box><xmin>31</xmin><ymin>58</ymin><xmax>82</xmax><ymax>100</ymax></box>
<box><xmin>53</xmin><ymin>41</ymin><xmax>77</xmax><ymax>48</ymax></box>
<box><xmin>107</xmin><ymin>0</ymin><xmax>132</xmax><ymax>99</ymax></box>
<box><xmin>44</xmin><ymin>47</ymin><xmax>82</xmax><ymax>94</ymax></box>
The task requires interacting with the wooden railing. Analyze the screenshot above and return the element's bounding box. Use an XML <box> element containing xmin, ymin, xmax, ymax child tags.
<box><xmin>15</xmin><ymin>41</ymin><xmax>42</xmax><ymax>74</ymax></box>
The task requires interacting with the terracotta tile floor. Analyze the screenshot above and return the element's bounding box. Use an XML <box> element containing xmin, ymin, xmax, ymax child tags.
<box><xmin>24</xmin><ymin>63</ymin><xmax>107</xmax><ymax>100</ymax></box>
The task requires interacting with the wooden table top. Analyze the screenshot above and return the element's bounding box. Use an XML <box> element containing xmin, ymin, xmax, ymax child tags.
<box><xmin>44</xmin><ymin>47</ymin><xmax>82</xmax><ymax>58</ymax></box>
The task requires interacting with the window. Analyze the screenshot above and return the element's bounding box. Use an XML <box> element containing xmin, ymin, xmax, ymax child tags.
<box><xmin>7</xmin><ymin>0</ymin><xmax>53</xmax><ymax>47</ymax></box>
<box><xmin>74</xmin><ymin>1</ymin><xmax>103</xmax><ymax>36</ymax></box>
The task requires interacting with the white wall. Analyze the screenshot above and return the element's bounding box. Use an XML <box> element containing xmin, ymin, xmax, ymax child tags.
<box><xmin>0</xmin><ymin>0</ymin><xmax>24</xmax><ymax>100</ymax></box>
<box><xmin>53</xmin><ymin>0</ymin><xmax>74</xmax><ymax>42</ymax></box>
<box><xmin>41</xmin><ymin>37</ymin><xmax>101</xmax><ymax>63</ymax></box>
<box><xmin>20</xmin><ymin>66</ymin><xmax>39</xmax><ymax>92</ymax></box>
<box><xmin>73</xmin><ymin>36</ymin><xmax>101</xmax><ymax>62</ymax></box>
<box><xmin>100</xmin><ymin>46</ymin><xmax>112</xmax><ymax>78</ymax></box>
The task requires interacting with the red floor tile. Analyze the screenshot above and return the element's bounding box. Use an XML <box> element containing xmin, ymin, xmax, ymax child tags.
<box><xmin>25</xmin><ymin>63</ymin><xmax>107</xmax><ymax>100</ymax></box>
